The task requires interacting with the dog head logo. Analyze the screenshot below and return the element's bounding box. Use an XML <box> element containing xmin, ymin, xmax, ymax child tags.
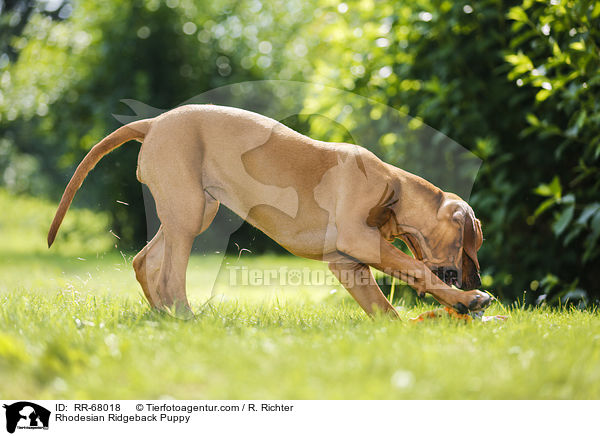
<box><xmin>3</xmin><ymin>402</ymin><xmax>50</xmax><ymax>433</ymax></box>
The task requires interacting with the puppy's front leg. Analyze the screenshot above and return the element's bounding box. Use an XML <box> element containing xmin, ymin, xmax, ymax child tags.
<box><xmin>374</xmin><ymin>241</ymin><xmax>491</xmax><ymax>313</ymax></box>
<box><xmin>328</xmin><ymin>260</ymin><xmax>399</xmax><ymax>318</ymax></box>
<box><xmin>336</xmin><ymin>229</ymin><xmax>490</xmax><ymax>313</ymax></box>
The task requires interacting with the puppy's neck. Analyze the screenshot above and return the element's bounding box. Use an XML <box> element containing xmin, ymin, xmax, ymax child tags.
<box><xmin>392</xmin><ymin>170</ymin><xmax>444</xmax><ymax>230</ymax></box>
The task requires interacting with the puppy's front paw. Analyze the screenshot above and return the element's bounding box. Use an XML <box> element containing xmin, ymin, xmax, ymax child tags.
<box><xmin>459</xmin><ymin>290</ymin><xmax>492</xmax><ymax>313</ymax></box>
<box><xmin>452</xmin><ymin>302</ymin><xmax>469</xmax><ymax>314</ymax></box>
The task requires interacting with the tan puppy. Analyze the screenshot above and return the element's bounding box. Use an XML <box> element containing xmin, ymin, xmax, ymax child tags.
<box><xmin>48</xmin><ymin>104</ymin><xmax>491</xmax><ymax>318</ymax></box>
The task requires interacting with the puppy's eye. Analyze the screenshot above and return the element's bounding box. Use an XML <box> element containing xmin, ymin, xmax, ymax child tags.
<box><xmin>451</xmin><ymin>211</ymin><xmax>464</xmax><ymax>224</ymax></box>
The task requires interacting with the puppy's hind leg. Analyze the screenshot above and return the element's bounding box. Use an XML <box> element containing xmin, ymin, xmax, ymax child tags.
<box><xmin>133</xmin><ymin>180</ymin><xmax>219</xmax><ymax>319</ymax></box>
<box><xmin>132</xmin><ymin>121</ymin><xmax>221</xmax><ymax>317</ymax></box>
<box><xmin>133</xmin><ymin>226</ymin><xmax>166</xmax><ymax>309</ymax></box>
<box><xmin>133</xmin><ymin>196</ymin><xmax>219</xmax><ymax>317</ymax></box>
<box><xmin>134</xmin><ymin>190</ymin><xmax>218</xmax><ymax>318</ymax></box>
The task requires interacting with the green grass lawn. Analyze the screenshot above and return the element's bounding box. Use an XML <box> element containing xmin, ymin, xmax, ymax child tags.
<box><xmin>1</xmin><ymin>190</ymin><xmax>599</xmax><ymax>399</ymax></box>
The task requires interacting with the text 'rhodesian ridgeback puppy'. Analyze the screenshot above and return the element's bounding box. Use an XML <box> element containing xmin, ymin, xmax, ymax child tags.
<box><xmin>48</xmin><ymin>104</ymin><xmax>492</xmax><ymax>319</ymax></box>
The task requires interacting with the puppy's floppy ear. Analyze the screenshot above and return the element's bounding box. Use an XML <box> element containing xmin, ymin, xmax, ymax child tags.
<box><xmin>463</xmin><ymin>209</ymin><xmax>482</xmax><ymax>270</ymax></box>
<box><xmin>366</xmin><ymin>184</ymin><xmax>399</xmax><ymax>240</ymax></box>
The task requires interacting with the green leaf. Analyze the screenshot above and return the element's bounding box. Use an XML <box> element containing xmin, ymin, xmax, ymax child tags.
<box><xmin>534</xmin><ymin>176</ymin><xmax>561</xmax><ymax>198</ymax></box>
<box><xmin>577</xmin><ymin>203</ymin><xmax>600</xmax><ymax>225</ymax></box>
<box><xmin>507</xmin><ymin>7</ymin><xmax>529</xmax><ymax>23</ymax></box>
<box><xmin>505</xmin><ymin>52</ymin><xmax>534</xmax><ymax>76</ymax></box>
<box><xmin>590</xmin><ymin>211</ymin><xmax>600</xmax><ymax>238</ymax></box>
<box><xmin>553</xmin><ymin>204</ymin><xmax>575</xmax><ymax>236</ymax></box>
<box><xmin>569</xmin><ymin>41</ymin><xmax>585</xmax><ymax>51</ymax></box>
<box><xmin>536</xmin><ymin>89</ymin><xmax>552</xmax><ymax>101</ymax></box>
<box><xmin>584</xmin><ymin>213</ymin><xmax>600</xmax><ymax>262</ymax></box>
<box><xmin>533</xmin><ymin>197</ymin><xmax>557</xmax><ymax>218</ymax></box>
<box><xmin>574</xmin><ymin>110</ymin><xmax>587</xmax><ymax>129</ymax></box>
<box><xmin>551</xmin><ymin>42</ymin><xmax>561</xmax><ymax>57</ymax></box>
<box><xmin>540</xmin><ymin>274</ymin><xmax>559</xmax><ymax>291</ymax></box>
<box><xmin>526</xmin><ymin>113</ymin><xmax>540</xmax><ymax>126</ymax></box>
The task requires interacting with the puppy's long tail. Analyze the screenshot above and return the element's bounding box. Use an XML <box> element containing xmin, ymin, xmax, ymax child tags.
<box><xmin>47</xmin><ymin>119</ymin><xmax>152</xmax><ymax>248</ymax></box>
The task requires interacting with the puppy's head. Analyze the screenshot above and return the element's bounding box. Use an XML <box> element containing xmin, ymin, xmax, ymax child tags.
<box><xmin>367</xmin><ymin>186</ymin><xmax>484</xmax><ymax>290</ymax></box>
<box><xmin>423</xmin><ymin>193</ymin><xmax>483</xmax><ymax>290</ymax></box>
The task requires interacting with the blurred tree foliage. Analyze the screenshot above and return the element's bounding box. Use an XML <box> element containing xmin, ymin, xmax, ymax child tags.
<box><xmin>0</xmin><ymin>0</ymin><xmax>598</xmax><ymax>303</ymax></box>
<box><xmin>0</xmin><ymin>0</ymin><xmax>315</xmax><ymax>246</ymax></box>
<box><xmin>302</xmin><ymin>0</ymin><xmax>599</xmax><ymax>304</ymax></box>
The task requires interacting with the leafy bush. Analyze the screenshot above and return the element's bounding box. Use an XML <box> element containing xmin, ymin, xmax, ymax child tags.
<box><xmin>303</xmin><ymin>0</ymin><xmax>599</xmax><ymax>303</ymax></box>
<box><xmin>505</xmin><ymin>0</ymin><xmax>600</xmax><ymax>303</ymax></box>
